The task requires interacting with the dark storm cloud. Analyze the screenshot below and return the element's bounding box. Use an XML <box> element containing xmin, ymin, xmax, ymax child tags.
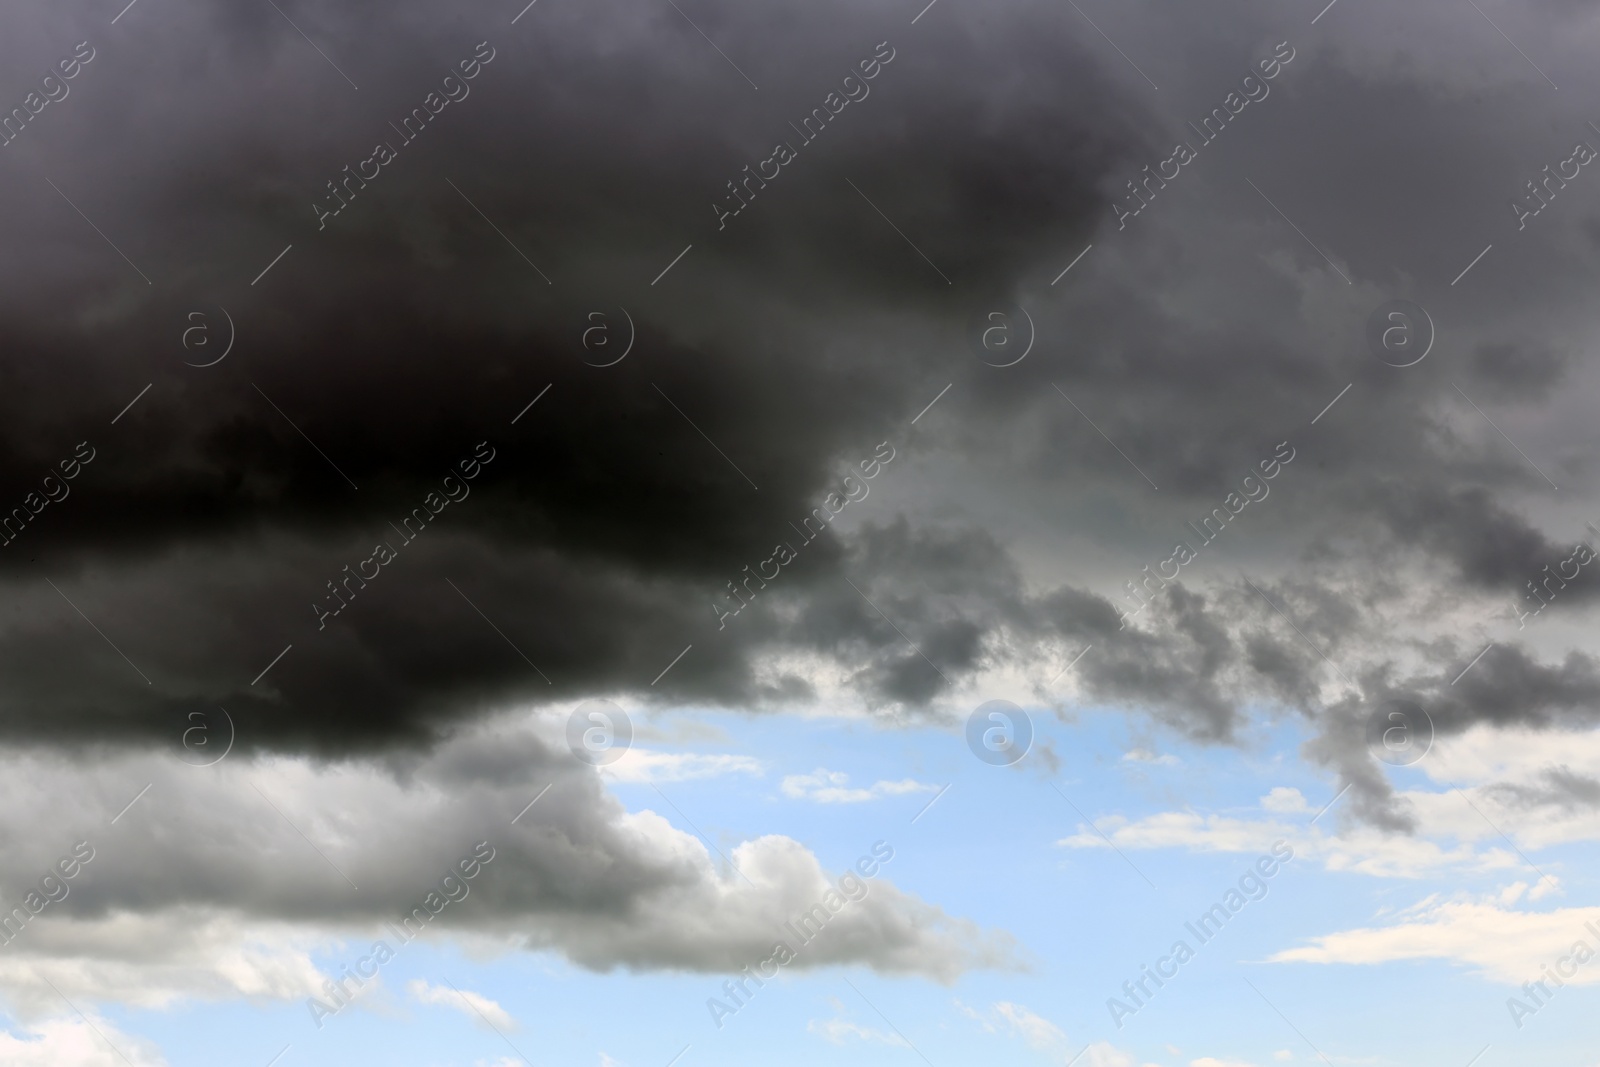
<box><xmin>0</xmin><ymin>0</ymin><xmax>1142</xmax><ymax>750</ymax></box>
<box><xmin>0</xmin><ymin>0</ymin><xmax>1598</xmax><ymax>845</ymax></box>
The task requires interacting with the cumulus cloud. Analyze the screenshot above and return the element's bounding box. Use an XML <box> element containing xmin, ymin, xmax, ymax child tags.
<box><xmin>0</xmin><ymin>1016</ymin><xmax>168</xmax><ymax>1067</ymax></box>
<box><xmin>0</xmin><ymin>712</ymin><xmax>1010</xmax><ymax>1013</ymax></box>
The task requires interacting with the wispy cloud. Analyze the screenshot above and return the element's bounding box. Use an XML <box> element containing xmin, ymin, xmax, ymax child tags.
<box><xmin>781</xmin><ymin>768</ymin><xmax>938</xmax><ymax>803</ymax></box>
<box><xmin>408</xmin><ymin>980</ymin><xmax>516</xmax><ymax>1030</ymax></box>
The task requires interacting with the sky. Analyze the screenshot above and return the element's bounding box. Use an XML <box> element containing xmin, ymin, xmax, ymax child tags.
<box><xmin>2</xmin><ymin>0</ymin><xmax>1600</xmax><ymax>1064</ymax></box>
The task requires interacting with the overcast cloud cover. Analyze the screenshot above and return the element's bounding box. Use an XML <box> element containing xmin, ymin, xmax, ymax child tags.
<box><xmin>5</xmin><ymin>0</ymin><xmax>1600</xmax><ymax>1064</ymax></box>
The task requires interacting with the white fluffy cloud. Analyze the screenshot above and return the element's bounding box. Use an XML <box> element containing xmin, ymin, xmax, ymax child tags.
<box><xmin>0</xmin><ymin>1016</ymin><xmax>167</xmax><ymax>1067</ymax></box>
